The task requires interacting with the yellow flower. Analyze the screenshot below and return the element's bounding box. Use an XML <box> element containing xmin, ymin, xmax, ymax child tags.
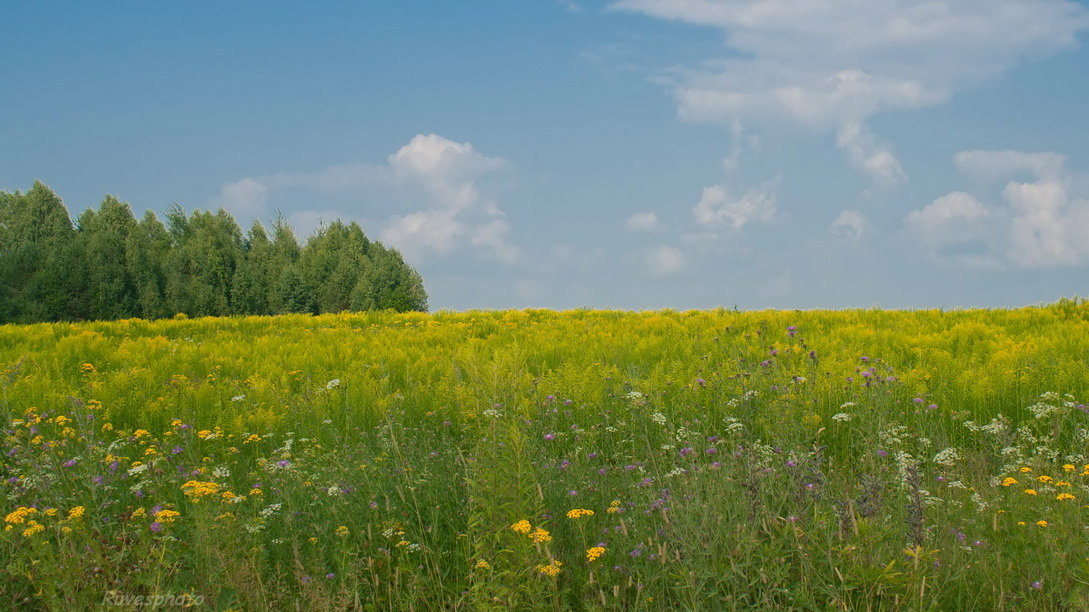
<box><xmin>536</xmin><ymin>560</ymin><xmax>563</xmax><ymax>576</ymax></box>
<box><xmin>586</xmin><ymin>546</ymin><xmax>606</xmax><ymax>562</ymax></box>
<box><xmin>335</xmin><ymin>525</ymin><xmax>349</xmax><ymax>537</ymax></box>
<box><xmin>181</xmin><ymin>480</ymin><xmax>220</xmax><ymax>498</ymax></box>
<box><xmin>22</xmin><ymin>521</ymin><xmax>45</xmax><ymax>537</ymax></box>
<box><xmin>1055</xmin><ymin>481</ymin><xmax>1071</xmax><ymax>487</ymax></box>
<box><xmin>1001</xmin><ymin>477</ymin><xmax>1018</xmax><ymax>487</ymax></box>
<box><xmin>1056</xmin><ymin>493</ymin><xmax>1076</xmax><ymax>501</ymax></box>
<box><xmin>529</xmin><ymin>528</ymin><xmax>552</xmax><ymax>543</ymax></box>
<box><xmin>1062</xmin><ymin>464</ymin><xmax>1075</xmax><ymax>472</ymax></box>
<box><xmin>4</xmin><ymin>507</ymin><xmax>37</xmax><ymax>525</ymax></box>
<box><xmin>1024</xmin><ymin>489</ymin><xmax>1037</xmax><ymax>495</ymax></box>
<box><xmin>474</xmin><ymin>559</ymin><xmax>491</xmax><ymax>570</ymax></box>
<box><xmin>131</xmin><ymin>507</ymin><xmax>147</xmax><ymax>519</ymax></box>
<box><xmin>67</xmin><ymin>506</ymin><xmax>85</xmax><ymax>520</ymax></box>
<box><xmin>133</xmin><ymin>429</ymin><xmax>150</xmax><ymax>439</ymax></box>
<box><xmin>566</xmin><ymin>508</ymin><xmax>594</xmax><ymax>519</ymax></box>
<box><xmin>44</xmin><ymin>508</ymin><xmax>58</xmax><ymax>517</ymax></box>
<box><xmin>1036</xmin><ymin>520</ymin><xmax>1049</xmax><ymax>527</ymax></box>
<box><xmin>510</xmin><ymin>520</ymin><xmax>532</xmax><ymax>534</ymax></box>
<box><xmin>1019</xmin><ymin>467</ymin><xmax>1033</xmax><ymax>473</ymax></box>
<box><xmin>1036</xmin><ymin>475</ymin><xmax>1054</xmax><ymax>483</ymax></box>
<box><xmin>155</xmin><ymin>509</ymin><xmax>181</xmax><ymax>523</ymax></box>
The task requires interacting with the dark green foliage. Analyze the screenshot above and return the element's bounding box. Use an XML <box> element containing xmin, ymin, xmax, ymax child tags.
<box><xmin>0</xmin><ymin>183</ymin><xmax>427</xmax><ymax>322</ymax></box>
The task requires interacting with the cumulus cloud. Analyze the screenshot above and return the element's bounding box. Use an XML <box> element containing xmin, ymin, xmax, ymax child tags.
<box><xmin>612</xmin><ymin>0</ymin><xmax>1089</xmax><ymax>185</ymax></box>
<box><xmin>829</xmin><ymin>210</ymin><xmax>866</xmax><ymax>239</ymax></box>
<box><xmin>836</xmin><ymin>122</ymin><xmax>906</xmax><ymax>188</ymax></box>
<box><xmin>692</xmin><ymin>184</ymin><xmax>776</xmax><ymax>230</ymax></box>
<box><xmin>646</xmin><ymin>244</ymin><xmax>686</xmax><ymax>276</ymax></box>
<box><xmin>625</xmin><ymin>211</ymin><xmax>661</xmax><ymax>231</ymax></box>
<box><xmin>906</xmin><ymin>150</ymin><xmax>1089</xmax><ymax>268</ymax></box>
<box><xmin>214</xmin><ymin>134</ymin><xmax>516</xmax><ymax>262</ymax></box>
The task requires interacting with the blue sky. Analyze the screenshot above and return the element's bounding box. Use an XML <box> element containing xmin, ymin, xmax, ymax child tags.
<box><xmin>4</xmin><ymin>0</ymin><xmax>1089</xmax><ymax>310</ymax></box>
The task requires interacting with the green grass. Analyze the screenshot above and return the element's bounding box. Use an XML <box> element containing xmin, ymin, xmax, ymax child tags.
<box><xmin>2</xmin><ymin>305</ymin><xmax>1089</xmax><ymax>609</ymax></box>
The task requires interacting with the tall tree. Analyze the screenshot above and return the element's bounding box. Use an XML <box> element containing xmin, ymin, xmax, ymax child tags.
<box><xmin>77</xmin><ymin>196</ymin><xmax>139</xmax><ymax>319</ymax></box>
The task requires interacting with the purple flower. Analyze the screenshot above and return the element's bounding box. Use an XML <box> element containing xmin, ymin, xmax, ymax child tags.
<box><xmin>171</xmin><ymin>446</ymin><xmax>183</xmax><ymax>454</ymax></box>
<box><xmin>860</xmin><ymin>356</ymin><xmax>870</xmax><ymax>362</ymax></box>
<box><xmin>705</xmin><ymin>447</ymin><xmax>717</xmax><ymax>455</ymax></box>
<box><xmin>92</xmin><ymin>476</ymin><xmax>105</xmax><ymax>485</ymax></box>
<box><xmin>325</xmin><ymin>573</ymin><xmax>336</xmax><ymax>579</ymax></box>
<box><xmin>63</xmin><ymin>459</ymin><xmax>77</xmax><ymax>468</ymax></box>
<box><xmin>277</xmin><ymin>459</ymin><xmax>291</xmax><ymax>468</ymax></box>
<box><xmin>597</xmin><ymin>468</ymin><xmax>607</xmax><ymax>475</ymax></box>
<box><xmin>588</xmin><ymin>452</ymin><xmax>598</xmax><ymax>459</ymax></box>
<box><xmin>568</xmin><ymin>489</ymin><xmax>578</xmax><ymax>496</ymax></box>
<box><xmin>149</xmin><ymin>522</ymin><xmax>163</xmax><ymax>533</ymax></box>
<box><xmin>695</xmin><ymin>378</ymin><xmax>706</xmax><ymax>386</ymax></box>
<box><xmin>1031</xmin><ymin>581</ymin><xmax>1043</xmax><ymax>590</ymax></box>
<box><xmin>876</xmin><ymin>449</ymin><xmax>889</xmax><ymax>457</ymax></box>
<box><xmin>927</xmin><ymin>404</ymin><xmax>938</xmax><ymax>410</ymax></box>
<box><xmin>543</xmin><ymin>433</ymin><xmax>555</xmax><ymax>441</ymax></box>
<box><xmin>913</xmin><ymin>397</ymin><xmax>924</xmax><ymax>404</ymax></box>
<box><xmin>679</xmin><ymin>447</ymin><xmax>693</xmax><ymax>457</ymax></box>
<box><xmin>786</xmin><ymin>460</ymin><xmax>797</xmax><ymax>468</ymax></box>
<box><xmin>760</xmin><ymin>360</ymin><xmax>771</xmax><ymax>367</ymax></box>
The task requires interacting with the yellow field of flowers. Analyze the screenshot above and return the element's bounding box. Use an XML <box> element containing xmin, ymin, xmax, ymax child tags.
<box><xmin>2</xmin><ymin>304</ymin><xmax>1089</xmax><ymax>609</ymax></box>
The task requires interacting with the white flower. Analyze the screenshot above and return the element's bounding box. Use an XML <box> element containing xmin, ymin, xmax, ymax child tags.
<box><xmin>933</xmin><ymin>447</ymin><xmax>960</xmax><ymax>467</ymax></box>
<box><xmin>127</xmin><ymin>464</ymin><xmax>149</xmax><ymax>476</ymax></box>
<box><xmin>482</xmin><ymin>409</ymin><xmax>503</xmax><ymax>418</ymax></box>
<box><xmin>212</xmin><ymin>467</ymin><xmax>231</xmax><ymax>479</ymax></box>
<box><xmin>327</xmin><ymin>486</ymin><xmax>341</xmax><ymax>497</ymax></box>
<box><xmin>326</xmin><ymin>379</ymin><xmax>341</xmax><ymax>390</ymax></box>
<box><xmin>231</xmin><ymin>395</ymin><xmax>246</xmax><ymax>402</ymax></box>
<box><xmin>831</xmin><ymin>413</ymin><xmax>853</xmax><ymax>422</ymax></box>
<box><xmin>650</xmin><ymin>412</ymin><xmax>667</xmax><ymax>425</ymax></box>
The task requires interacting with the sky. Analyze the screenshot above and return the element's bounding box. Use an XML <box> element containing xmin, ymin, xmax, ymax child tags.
<box><xmin>3</xmin><ymin>0</ymin><xmax>1089</xmax><ymax>310</ymax></box>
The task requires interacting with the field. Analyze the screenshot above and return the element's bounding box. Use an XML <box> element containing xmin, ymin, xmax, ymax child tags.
<box><xmin>2</xmin><ymin>305</ymin><xmax>1089</xmax><ymax>609</ymax></box>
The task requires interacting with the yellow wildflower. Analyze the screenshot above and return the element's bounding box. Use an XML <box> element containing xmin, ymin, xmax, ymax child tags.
<box><xmin>44</xmin><ymin>508</ymin><xmax>58</xmax><ymax>517</ymax></box>
<box><xmin>1024</xmin><ymin>489</ymin><xmax>1037</xmax><ymax>495</ymax></box>
<box><xmin>155</xmin><ymin>509</ymin><xmax>181</xmax><ymax>523</ymax></box>
<box><xmin>536</xmin><ymin>560</ymin><xmax>563</xmax><ymax>576</ymax></box>
<box><xmin>529</xmin><ymin>528</ymin><xmax>552</xmax><ymax>543</ymax></box>
<box><xmin>67</xmin><ymin>506</ymin><xmax>85</xmax><ymax>520</ymax></box>
<box><xmin>131</xmin><ymin>507</ymin><xmax>147</xmax><ymax>519</ymax></box>
<box><xmin>474</xmin><ymin>559</ymin><xmax>491</xmax><ymax>570</ymax></box>
<box><xmin>1056</xmin><ymin>493</ymin><xmax>1076</xmax><ymax>501</ymax></box>
<box><xmin>586</xmin><ymin>546</ymin><xmax>606</xmax><ymax>562</ymax></box>
<box><xmin>510</xmin><ymin>520</ymin><xmax>532</xmax><ymax>534</ymax></box>
<box><xmin>1036</xmin><ymin>520</ymin><xmax>1049</xmax><ymax>527</ymax></box>
<box><xmin>1001</xmin><ymin>477</ymin><xmax>1018</xmax><ymax>487</ymax></box>
<box><xmin>1019</xmin><ymin>467</ymin><xmax>1033</xmax><ymax>473</ymax></box>
<box><xmin>4</xmin><ymin>507</ymin><xmax>37</xmax><ymax>525</ymax></box>
<box><xmin>1037</xmin><ymin>475</ymin><xmax>1054</xmax><ymax>483</ymax></box>
<box><xmin>566</xmin><ymin>508</ymin><xmax>594</xmax><ymax>519</ymax></box>
<box><xmin>1062</xmin><ymin>464</ymin><xmax>1075</xmax><ymax>472</ymax></box>
<box><xmin>22</xmin><ymin>521</ymin><xmax>45</xmax><ymax>537</ymax></box>
<box><xmin>335</xmin><ymin>525</ymin><xmax>349</xmax><ymax>536</ymax></box>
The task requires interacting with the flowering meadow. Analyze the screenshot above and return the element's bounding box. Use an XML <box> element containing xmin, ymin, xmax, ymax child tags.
<box><xmin>2</xmin><ymin>304</ymin><xmax>1089</xmax><ymax>609</ymax></box>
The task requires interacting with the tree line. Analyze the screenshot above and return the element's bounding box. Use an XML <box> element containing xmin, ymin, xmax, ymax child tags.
<box><xmin>0</xmin><ymin>181</ymin><xmax>427</xmax><ymax>323</ymax></box>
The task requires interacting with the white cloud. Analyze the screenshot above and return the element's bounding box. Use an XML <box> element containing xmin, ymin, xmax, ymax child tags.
<box><xmin>612</xmin><ymin>0</ymin><xmax>1089</xmax><ymax>185</ymax></box>
<box><xmin>625</xmin><ymin>211</ymin><xmax>661</xmax><ymax>231</ymax></box>
<box><xmin>906</xmin><ymin>150</ymin><xmax>1089</xmax><ymax>268</ymax></box>
<box><xmin>214</xmin><ymin>134</ymin><xmax>516</xmax><ymax>262</ymax></box>
<box><xmin>218</xmin><ymin>178</ymin><xmax>269</xmax><ymax>220</ymax></box>
<box><xmin>836</xmin><ymin>122</ymin><xmax>906</xmax><ymax>188</ymax></box>
<box><xmin>692</xmin><ymin>184</ymin><xmax>776</xmax><ymax>229</ymax></box>
<box><xmin>829</xmin><ymin>210</ymin><xmax>866</xmax><ymax>239</ymax></box>
<box><xmin>646</xmin><ymin>244</ymin><xmax>686</xmax><ymax>276</ymax></box>
<box><xmin>1005</xmin><ymin>179</ymin><xmax>1089</xmax><ymax>267</ymax></box>
<box><xmin>954</xmin><ymin>150</ymin><xmax>1067</xmax><ymax>183</ymax></box>
<box><xmin>906</xmin><ymin>192</ymin><xmax>990</xmax><ymax>233</ymax></box>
